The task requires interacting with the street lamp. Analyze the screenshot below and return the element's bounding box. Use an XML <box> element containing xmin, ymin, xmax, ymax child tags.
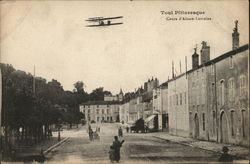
<box><xmin>57</xmin><ymin>118</ymin><xmax>62</xmax><ymax>141</ymax></box>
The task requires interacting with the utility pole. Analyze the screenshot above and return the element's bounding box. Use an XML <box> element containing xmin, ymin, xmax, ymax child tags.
<box><xmin>172</xmin><ymin>61</ymin><xmax>174</xmax><ymax>78</ymax></box>
<box><xmin>180</xmin><ymin>61</ymin><xmax>182</xmax><ymax>74</ymax></box>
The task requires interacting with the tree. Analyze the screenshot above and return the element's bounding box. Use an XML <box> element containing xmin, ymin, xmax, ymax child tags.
<box><xmin>89</xmin><ymin>87</ymin><xmax>112</xmax><ymax>101</ymax></box>
<box><xmin>74</xmin><ymin>81</ymin><xmax>85</xmax><ymax>94</ymax></box>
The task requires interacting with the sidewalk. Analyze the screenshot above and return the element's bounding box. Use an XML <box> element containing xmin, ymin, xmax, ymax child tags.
<box><xmin>147</xmin><ymin>132</ymin><xmax>249</xmax><ymax>160</ymax></box>
<box><xmin>13</xmin><ymin>136</ymin><xmax>63</xmax><ymax>160</ymax></box>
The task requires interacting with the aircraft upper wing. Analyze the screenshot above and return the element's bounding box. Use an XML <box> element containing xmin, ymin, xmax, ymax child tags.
<box><xmin>86</xmin><ymin>16</ymin><xmax>123</xmax><ymax>22</ymax></box>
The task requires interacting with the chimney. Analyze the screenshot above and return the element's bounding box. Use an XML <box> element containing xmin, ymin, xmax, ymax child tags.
<box><xmin>232</xmin><ymin>20</ymin><xmax>239</xmax><ymax>50</ymax></box>
<box><xmin>200</xmin><ymin>41</ymin><xmax>210</xmax><ymax>64</ymax></box>
<box><xmin>192</xmin><ymin>46</ymin><xmax>199</xmax><ymax>69</ymax></box>
<box><xmin>144</xmin><ymin>82</ymin><xmax>148</xmax><ymax>92</ymax></box>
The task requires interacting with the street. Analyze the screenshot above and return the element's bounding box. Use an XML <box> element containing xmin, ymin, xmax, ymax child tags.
<box><xmin>45</xmin><ymin>123</ymin><xmax>220</xmax><ymax>163</ymax></box>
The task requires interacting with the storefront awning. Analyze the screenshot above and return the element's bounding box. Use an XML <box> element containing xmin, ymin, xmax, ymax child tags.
<box><xmin>145</xmin><ymin>115</ymin><xmax>156</xmax><ymax>123</ymax></box>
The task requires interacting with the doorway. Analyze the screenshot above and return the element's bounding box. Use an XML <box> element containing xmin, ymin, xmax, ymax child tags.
<box><xmin>194</xmin><ymin>113</ymin><xmax>199</xmax><ymax>139</ymax></box>
<box><xmin>220</xmin><ymin>111</ymin><xmax>229</xmax><ymax>143</ymax></box>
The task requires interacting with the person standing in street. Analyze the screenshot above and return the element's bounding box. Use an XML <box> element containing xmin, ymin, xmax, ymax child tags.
<box><xmin>108</xmin><ymin>145</ymin><xmax>115</xmax><ymax>163</ymax></box>
<box><xmin>126</xmin><ymin>126</ymin><xmax>129</xmax><ymax>133</ymax></box>
<box><xmin>118</xmin><ymin>127</ymin><xmax>123</xmax><ymax>137</ymax></box>
<box><xmin>112</xmin><ymin>136</ymin><xmax>124</xmax><ymax>163</ymax></box>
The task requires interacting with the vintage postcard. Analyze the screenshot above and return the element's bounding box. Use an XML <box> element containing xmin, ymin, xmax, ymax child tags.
<box><xmin>0</xmin><ymin>0</ymin><xmax>249</xmax><ymax>164</ymax></box>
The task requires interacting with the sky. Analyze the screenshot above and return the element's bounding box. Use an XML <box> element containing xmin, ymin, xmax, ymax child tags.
<box><xmin>0</xmin><ymin>0</ymin><xmax>249</xmax><ymax>94</ymax></box>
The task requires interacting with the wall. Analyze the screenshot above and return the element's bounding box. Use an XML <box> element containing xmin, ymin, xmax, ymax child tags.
<box><xmin>187</xmin><ymin>66</ymin><xmax>208</xmax><ymax>140</ymax></box>
<box><xmin>215</xmin><ymin>49</ymin><xmax>249</xmax><ymax>146</ymax></box>
<box><xmin>168</xmin><ymin>74</ymin><xmax>189</xmax><ymax>137</ymax></box>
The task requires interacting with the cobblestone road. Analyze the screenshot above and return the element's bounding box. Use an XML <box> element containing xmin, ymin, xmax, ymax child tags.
<box><xmin>45</xmin><ymin>123</ymin><xmax>220</xmax><ymax>163</ymax></box>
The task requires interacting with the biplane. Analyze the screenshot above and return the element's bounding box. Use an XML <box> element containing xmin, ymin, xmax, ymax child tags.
<box><xmin>85</xmin><ymin>16</ymin><xmax>123</xmax><ymax>27</ymax></box>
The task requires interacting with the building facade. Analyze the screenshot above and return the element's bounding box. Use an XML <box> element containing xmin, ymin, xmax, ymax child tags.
<box><xmin>187</xmin><ymin>43</ymin><xmax>209</xmax><ymax>140</ymax></box>
<box><xmin>214</xmin><ymin>45</ymin><xmax>249</xmax><ymax>146</ymax></box>
<box><xmin>168</xmin><ymin>73</ymin><xmax>189</xmax><ymax>137</ymax></box>
<box><xmin>80</xmin><ymin>102</ymin><xmax>120</xmax><ymax>123</ymax></box>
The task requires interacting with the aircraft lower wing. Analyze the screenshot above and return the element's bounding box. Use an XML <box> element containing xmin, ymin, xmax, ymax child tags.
<box><xmin>86</xmin><ymin>22</ymin><xmax>123</xmax><ymax>27</ymax></box>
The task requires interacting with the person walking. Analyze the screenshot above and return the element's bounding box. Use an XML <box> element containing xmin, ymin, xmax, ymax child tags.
<box><xmin>126</xmin><ymin>126</ymin><xmax>129</xmax><ymax>133</ymax></box>
<box><xmin>112</xmin><ymin>136</ymin><xmax>125</xmax><ymax>163</ymax></box>
<box><xmin>88</xmin><ymin>126</ymin><xmax>93</xmax><ymax>141</ymax></box>
<box><xmin>108</xmin><ymin>145</ymin><xmax>115</xmax><ymax>163</ymax></box>
<box><xmin>118</xmin><ymin>127</ymin><xmax>123</xmax><ymax>137</ymax></box>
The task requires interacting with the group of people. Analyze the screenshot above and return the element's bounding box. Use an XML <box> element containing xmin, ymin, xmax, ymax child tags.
<box><xmin>87</xmin><ymin>124</ymin><xmax>100</xmax><ymax>141</ymax></box>
<box><xmin>86</xmin><ymin>124</ymin><xmax>235</xmax><ymax>163</ymax></box>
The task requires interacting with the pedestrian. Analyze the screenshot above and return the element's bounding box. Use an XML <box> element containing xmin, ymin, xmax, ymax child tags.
<box><xmin>112</xmin><ymin>136</ymin><xmax>125</xmax><ymax>163</ymax></box>
<box><xmin>144</xmin><ymin>125</ymin><xmax>149</xmax><ymax>133</ymax></box>
<box><xmin>126</xmin><ymin>126</ymin><xmax>129</xmax><ymax>133</ymax></box>
<box><xmin>89</xmin><ymin>128</ymin><xmax>93</xmax><ymax>141</ymax></box>
<box><xmin>218</xmin><ymin>146</ymin><xmax>234</xmax><ymax>162</ymax></box>
<box><xmin>108</xmin><ymin>145</ymin><xmax>115</xmax><ymax>163</ymax></box>
<box><xmin>118</xmin><ymin>127</ymin><xmax>123</xmax><ymax>137</ymax></box>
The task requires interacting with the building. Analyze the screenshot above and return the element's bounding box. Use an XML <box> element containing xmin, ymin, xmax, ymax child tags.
<box><xmin>168</xmin><ymin>73</ymin><xmax>189</xmax><ymax>137</ymax></box>
<box><xmin>80</xmin><ymin>101</ymin><xmax>120</xmax><ymax>123</ymax></box>
<box><xmin>144</xmin><ymin>77</ymin><xmax>159</xmax><ymax>92</ymax></box>
<box><xmin>205</xmin><ymin>44</ymin><xmax>249</xmax><ymax>146</ymax></box>
<box><xmin>104</xmin><ymin>89</ymin><xmax>124</xmax><ymax>102</ymax></box>
<box><xmin>187</xmin><ymin>44</ymin><xmax>209</xmax><ymax>140</ymax></box>
<box><xmin>160</xmin><ymin>82</ymin><xmax>169</xmax><ymax>131</ymax></box>
<box><xmin>119</xmin><ymin>101</ymin><xmax>129</xmax><ymax>123</ymax></box>
<box><xmin>153</xmin><ymin>84</ymin><xmax>168</xmax><ymax>131</ymax></box>
<box><xmin>186</xmin><ymin>21</ymin><xmax>249</xmax><ymax>146</ymax></box>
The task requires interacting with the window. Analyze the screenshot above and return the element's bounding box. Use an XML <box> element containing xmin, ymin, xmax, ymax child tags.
<box><xmin>102</xmin><ymin>109</ymin><xmax>105</xmax><ymax>114</ymax></box>
<box><xmin>88</xmin><ymin>109</ymin><xmax>90</xmax><ymax>113</ymax></box>
<box><xmin>241</xmin><ymin>110</ymin><xmax>246</xmax><ymax>138</ymax></box>
<box><xmin>97</xmin><ymin>109</ymin><xmax>100</xmax><ymax>114</ymax></box>
<box><xmin>110</xmin><ymin>117</ymin><xmax>113</xmax><ymax>121</ymax></box>
<box><xmin>230</xmin><ymin>110</ymin><xmax>235</xmax><ymax>136</ymax></box>
<box><xmin>228</xmin><ymin>78</ymin><xmax>234</xmax><ymax>101</ymax></box>
<box><xmin>180</xmin><ymin>93</ymin><xmax>182</xmax><ymax>105</ymax></box>
<box><xmin>212</xmin><ymin>111</ymin><xmax>216</xmax><ymax>134</ymax></box>
<box><xmin>170</xmin><ymin>96</ymin><xmax>172</xmax><ymax>106</ymax></box>
<box><xmin>202</xmin><ymin>113</ymin><xmax>205</xmax><ymax>131</ymax></box>
<box><xmin>211</xmin><ymin>64</ymin><xmax>215</xmax><ymax>75</ymax></box>
<box><xmin>176</xmin><ymin>94</ymin><xmax>178</xmax><ymax>106</ymax></box>
<box><xmin>97</xmin><ymin>105</ymin><xmax>99</xmax><ymax>108</ymax></box>
<box><xmin>97</xmin><ymin>117</ymin><xmax>99</xmax><ymax>122</ymax></box>
<box><xmin>184</xmin><ymin>92</ymin><xmax>186</xmax><ymax>104</ymax></box>
<box><xmin>229</xmin><ymin>56</ymin><xmax>233</xmax><ymax>68</ymax></box>
<box><xmin>220</xmin><ymin>80</ymin><xmax>225</xmax><ymax>106</ymax></box>
<box><xmin>239</xmin><ymin>75</ymin><xmax>246</xmax><ymax>96</ymax></box>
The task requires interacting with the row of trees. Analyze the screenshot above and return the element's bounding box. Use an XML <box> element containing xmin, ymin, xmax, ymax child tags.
<box><xmin>0</xmin><ymin>63</ymin><xmax>112</xmax><ymax>148</ymax></box>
